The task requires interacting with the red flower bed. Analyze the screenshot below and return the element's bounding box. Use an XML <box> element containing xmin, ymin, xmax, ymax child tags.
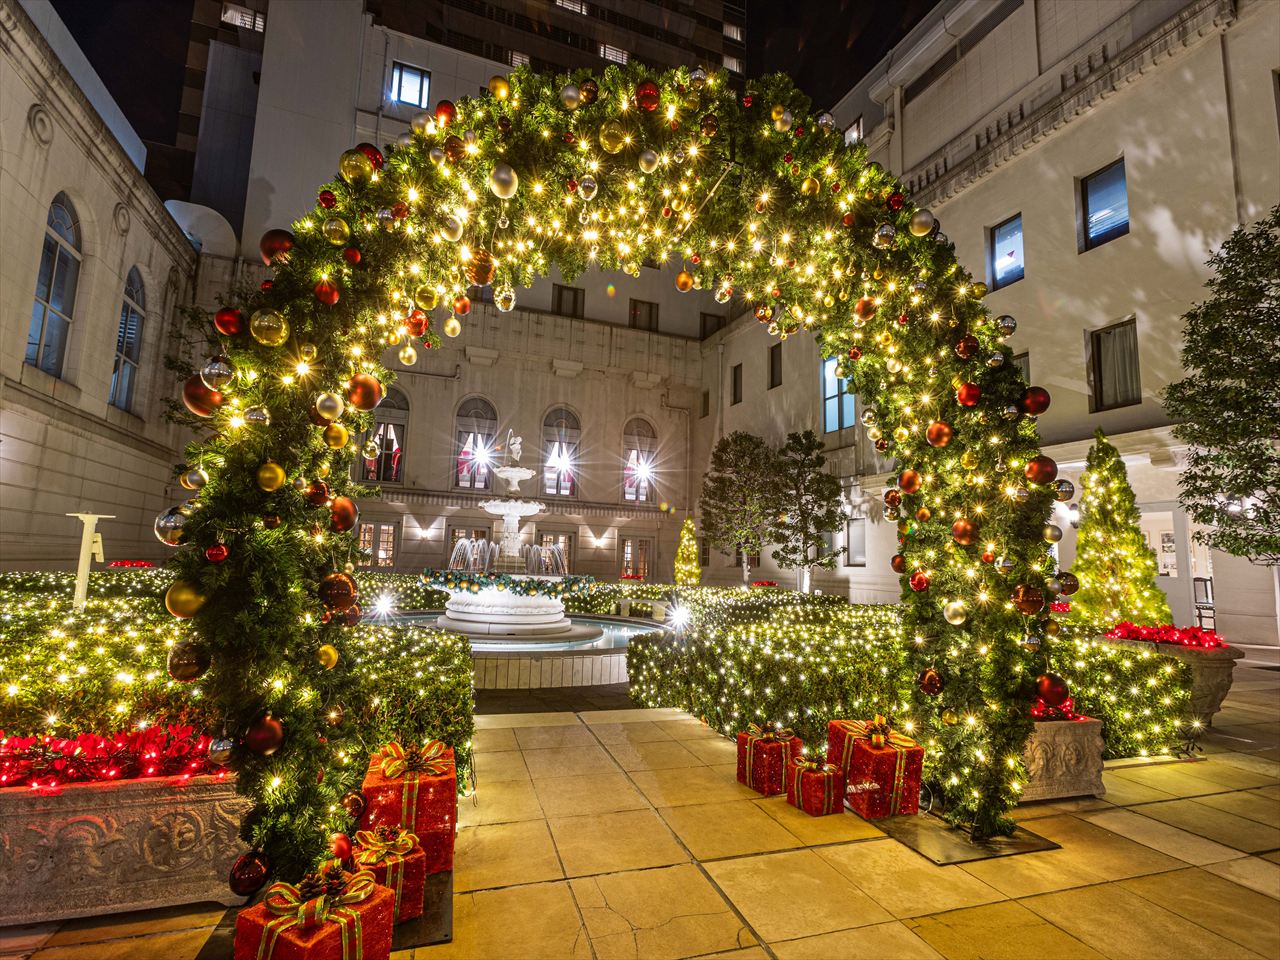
<box><xmin>0</xmin><ymin>724</ymin><xmax>213</xmax><ymax>789</ymax></box>
<box><xmin>107</xmin><ymin>559</ymin><xmax>156</xmax><ymax>568</ymax></box>
<box><xmin>751</xmin><ymin>580</ymin><xmax>778</xmax><ymax>588</ymax></box>
<box><xmin>1105</xmin><ymin>622</ymin><xmax>1225</xmax><ymax>649</ymax></box>
<box><xmin>620</xmin><ymin>574</ymin><xmax>646</xmax><ymax>581</ymax></box>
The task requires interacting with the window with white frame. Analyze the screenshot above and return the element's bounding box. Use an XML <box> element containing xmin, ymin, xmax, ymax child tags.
<box><xmin>538</xmin><ymin>531</ymin><xmax>576</xmax><ymax>572</ymax></box>
<box><xmin>845</xmin><ymin>117</ymin><xmax>863</xmax><ymax>145</ymax></box>
<box><xmin>844</xmin><ymin>516</ymin><xmax>867</xmax><ymax>567</ymax></box>
<box><xmin>360</xmin><ymin>387</ymin><xmax>408</xmax><ymax>483</ymax></box>
<box><xmin>390</xmin><ymin>62</ymin><xmax>431</xmax><ymax>108</ymax></box>
<box><xmin>699</xmin><ymin>538</ymin><xmax>710</xmax><ymax>567</ymax></box>
<box><xmin>553</xmin><ymin>284</ymin><xmax>585</xmax><ymax>318</ymax></box>
<box><xmin>1089</xmin><ymin>318</ymin><xmax>1141</xmax><ymax>411</ymax></box>
<box><xmin>221</xmin><ymin>2</ymin><xmax>264</xmax><ymax>31</ymax></box>
<box><xmin>455</xmin><ymin>397</ymin><xmax>498</xmax><ymax>489</ymax></box>
<box><xmin>723</xmin><ymin>55</ymin><xmax>743</xmax><ymax>74</ymax></box>
<box><xmin>510</xmin><ymin>51</ymin><xmax>530</xmax><ymax>67</ymax></box>
<box><xmin>620</xmin><ymin>537</ymin><xmax>652</xmax><ymax>578</ymax></box>
<box><xmin>110</xmin><ymin>267</ymin><xmax>145</xmax><ymax>411</ymax></box>
<box><xmin>599</xmin><ymin>43</ymin><xmax>629</xmax><ymax>64</ymax></box>
<box><xmin>723</xmin><ymin>23</ymin><xmax>743</xmax><ymax>42</ymax></box>
<box><xmin>821</xmin><ymin>357</ymin><xmax>856</xmax><ymax>432</ymax></box>
<box><xmin>543</xmin><ymin>407</ymin><xmax>579</xmax><ymax>496</ymax></box>
<box><xmin>555</xmin><ymin>0</ymin><xmax>588</xmax><ymax>12</ymax></box>
<box><xmin>623</xmin><ymin>417</ymin><xmax>656</xmax><ymax>502</ymax></box>
<box><xmin>358</xmin><ymin>521</ymin><xmax>398</xmax><ymax>568</ymax></box>
<box><xmin>27</xmin><ymin>193</ymin><xmax>81</xmax><ymax>379</ymax></box>
<box><xmin>989</xmin><ymin>213</ymin><xmax>1024</xmax><ymax>289</ymax></box>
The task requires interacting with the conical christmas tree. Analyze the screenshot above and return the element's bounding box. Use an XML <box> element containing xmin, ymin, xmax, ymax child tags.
<box><xmin>1071</xmin><ymin>429</ymin><xmax>1173</xmax><ymax>626</ymax></box>
<box><xmin>674</xmin><ymin>517</ymin><xmax>701</xmax><ymax>586</ymax></box>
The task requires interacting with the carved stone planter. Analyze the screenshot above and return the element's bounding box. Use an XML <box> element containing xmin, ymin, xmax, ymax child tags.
<box><xmin>1104</xmin><ymin>637</ymin><xmax>1245</xmax><ymax>723</ymax></box>
<box><xmin>1</xmin><ymin>774</ymin><xmax>251</xmax><ymax>924</ymax></box>
<box><xmin>1021</xmin><ymin>717</ymin><xmax>1105</xmax><ymax>803</ymax></box>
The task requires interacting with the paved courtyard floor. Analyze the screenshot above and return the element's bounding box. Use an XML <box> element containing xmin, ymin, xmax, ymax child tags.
<box><xmin>3</xmin><ymin>667</ymin><xmax>1277</xmax><ymax>959</ymax></box>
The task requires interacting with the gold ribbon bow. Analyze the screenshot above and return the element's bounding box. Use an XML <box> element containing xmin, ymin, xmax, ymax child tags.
<box><xmin>256</xmin><ymin>868</ymin><xmax>376</xmax><ymax>960</ymax></box>
<box><xmin>836</xmin><ymin>716</ymin><xmax>917</xmax><ymax>816</ymax></box>
<box><xmin>790</xmin><ymin>758</ymin><xmax>840</xmax><ymax>815</ymax></box>
<box><xmin>354</xmin><ymin>827</ymin><xmax>417</xmax><ymax>865</ymax></box>
<box><xmin>743</xmin><ymin>723</ymin><xmax>797</xmax><ymax>786</ymax></box>
<box><xmin>379</xmin><ymin>739</ymin><xmax>453</xmax><ymax>779</ymax></box>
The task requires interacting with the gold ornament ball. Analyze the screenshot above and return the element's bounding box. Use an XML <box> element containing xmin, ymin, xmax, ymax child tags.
<box><xmin>256</xmin><ymin>461</ymin><xmax>286</xmax><ymax>492</ymax></box>
<box><xmin>300</xmin><ymin>343</ymin><xmax>319</xmax><ymax>363</ymax></box>
<box><xmin>770</xmin><ymin>103</ymin><xmax>787</xmax><ymax>121</ymax></box>
<box><xmin>361</xmin><ymin>438</ymin><xmax>380</xmax><ymax>460</ymax></box>
<box><xmin>398</xmin><ymin>343</ymin><xmax>418</xmax><ymax>366</ymax></box>
<box><xmin>323</xmin><ymin>423</ymin><xmax>350</xmax><ymax>448</ymax></box>
<box><xmin>675</xmin><ymin>270</ymin><xmax>694</xmax><ymax>293</ymax></box>
<box><xmin>444</xmin><ymin>315</ymin><xmax>462</xmax><ymax>337</ymax></box>
<box><xmin>488</xmin><ymin>75</ymin><xmax>511</xmax><ymax>100</ymax></box>
<box><xmin>343</xmin><ymin>561</ymin><xmax>356</xmax><ymax>574</ymax></box>
<box><xmin>943</xmin><ymin>600</ymin><xmax>967</xmax><ymax>625</ymax></box>
<box><xmin>638</xmin><ymin>149</ymin><xmax>659</xmax><ymax>174</ymax></box>
<box><xmin>317</xmin><ymin>644</ymin><xmax>340</xmax><ymax>670</ymax></box>
<box><xmin>800</xmin><ymin>177</ymin><xmax>820</xmax><ymax>196</ymax></box>
<box><xmin>909</xmin><ymin>208</ymin><xmax>935</xmax><ymax>237</ymax></box>
<box><xmin>441</xmin><ymin>216</ymin><xmax>464</xmax><ymax>242</ymax></box>
<box><xmin>315</xmin><ymin>392</ymin><xmax>345</xmax><ymax>421</ymax></box>
<box><xmin>322</xmin><ymin>217</ymin><xmax>351</xmax><ymax>245</ymax></box>
<box><xmin>599</xmin><ymin>119</ymin><xmax>627</xmax><ymax>155</ymax></box>
<box><xmin>495</xmin><ymin>286</ymin><xmax>517</xmax><ymax>312</ymax></box>
<box><xmin>560</xmin><ymin>84</ymin><xmax>581</xmax><ymax>110</ymax></box>
<box><xmin>165</xmin><ymin>580</ymin><xmax>207</xmax><ymax>619</ymax></box>
<box><xmin>941</xmin><ymin>709</ymin><xmax>959</xmax><ymax>726</ymax></box>
<box><xmin>489</xmin><ymin>162</ymin><xmax>518</xmax><ymax>199</ymax></box>
<box><xmin>414</xmin><ymin>284</ymin><xmax>439</xmax><ymax>310</ymax></box>
<box><xmin>316</xmin><ymin>460</ymin><xmax>331</xmax><ymax>479</ymax></box>
<box><xmin>773</xmin><ymin>109</ymin><xmax>792</xmax><ymax>132</ymax></box>
<box><xmin>181</xmin><ymin>467</ymin><xmax>209</xmax><ymax>490</ymax></box>
<box><xmin>249</xmin><ymin>310</ymin><xmax>289</xmax><ymax>347</ymax></box>
<box><xmin>338</xmin><ymin>148</ymin><xmax>374</xmax><ymax>185</ymax></box>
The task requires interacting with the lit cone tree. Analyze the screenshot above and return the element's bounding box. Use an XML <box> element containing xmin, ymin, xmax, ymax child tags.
<box><xmin>1070</xmin><ymin>429</ymin><xmax>1172</xmax><ymax>626</ymax></box>
<box><xmin>144</xmin><ymin>59</ymin><xmax>1067</xmax><ymax>868</ymax></box>
<box><xmin>674</xmin><ymin>517</ymin><xmax>701</xmax><ymax>586</ymax></box>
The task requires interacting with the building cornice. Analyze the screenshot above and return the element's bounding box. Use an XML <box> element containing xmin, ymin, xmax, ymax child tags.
<box><xmin>904</xmin><ymin>0</ymin><xmax>1235</xmax><ymax>207</ymax></box>
<box><xmin>0</xmin><ymin>0</ymin><xmax>196</xmax><ymax>269</ymax></box>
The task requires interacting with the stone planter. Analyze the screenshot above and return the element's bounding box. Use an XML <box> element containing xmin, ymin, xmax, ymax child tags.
<box><xmin>1104</xmin><ymin>637</ymin><xmax>1245</xmax><ymax>723</ymax></box>
<box><xmin>1021</xmin><ymin>716</ymin><xmax>1105</xmax><ymax>803</ymax></box>
<box><xmin>1</xmin><ymin>774</ymin><xmax>251</xmax><ymax>925</ymax></box>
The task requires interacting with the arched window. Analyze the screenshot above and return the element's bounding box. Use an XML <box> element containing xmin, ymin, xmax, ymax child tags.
<box><xmin>26</xmin><ymin>193</ymin><xmax>81</xmax><ymax>378</ymax></box>
<box><xmin>360</xmin><ymin>387</ymin><xmax>408</xmax><ymax>483</ymax></box>
<box><xmin>455</xmin><ymin>397</ymin><xmax>498</xmax><ymax>490</ymax></box>
<box><xmin>622</xmin><ymin>417</ymin><xmax>656</xmax><ymax>502</ymax></box>
<box><xmin>542</xmin><ymin>407</ymin><xmax>580</xmax><ymax>497</ymax></box>
<box><xmin>110</xmin><ymin>268</ymin><xmax>145</xmax><ymax>410</ymax></box>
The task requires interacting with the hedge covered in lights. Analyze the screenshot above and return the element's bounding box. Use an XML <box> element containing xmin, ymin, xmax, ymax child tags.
<box><xmin>628</xmin><ymin>595</ymin><xmax>1196</xmax><ymax>767</ymax></box>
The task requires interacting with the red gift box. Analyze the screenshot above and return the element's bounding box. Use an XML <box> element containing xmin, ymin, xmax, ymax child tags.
<box><xmin>358</xmin><ymin>740</ymin><xmax>456</xmax><ymax>874</ymax></box>
<box><xmin>826</xmin><ymin>717</ymin><xmax>922</xmax><ymax>820</ymax></box>
<box><xmin>232</xmin><ymin>866</ymin><xmax>394</xmax><ymax>960</ymax></box>
<box><xmin>785</xmin><ymin>758</ymin><xmax>847</xmax><ymax>816</ymax></box>
<box><xmin>353</xmin><ymin>826</ymin><xmax>426</xmax><ymax>923</ymax></box>
<box><xmin>735</xmin><ymin>724</ymin><xmax>804</xmax><ymax>796</ymax></box>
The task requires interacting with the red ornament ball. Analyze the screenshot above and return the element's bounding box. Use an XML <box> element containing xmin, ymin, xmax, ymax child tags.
<box><xmin>909</xmin><ymin>570</ymin><xmax>930</xmax><ymax>592</ymax></box>
<box><xmin>346</xmin><ymin>373</ymin><xmax>384</xmax><ymax>411</ymax></box>
<box><xmin>853</xmin><ymin>297</ymin><xmax>876</xmax><ymax>321</ymax></box>
<box><xmin>1058</xmin><ymin>572</ymin><xmax>1080</xmax><ymax>595</ymax></box>
<box><xmin>1020</xmin><ymin>386</ymin><xmax>1051</xmax><ymax>415</ymax></box>
<box><xmin>342</xmin><ymin>246</ymin><xmax>362</xmax><ymax>265</ymax></box>
<box><xmin>951</xmin><ymin>518</ymin><xmax>979</xmax><ymax>546</ymax></box>
<box><xmin>205</xmin><ymin>543</ymin><xmax>229</xmax><ymax>563</ymax></box>
<box><xmin>262</xmin><ymin>513</ymin><xmax>282</xmax><ymax>530</ymax></box>
<box><xmin>182</xmin><ymin>375</ymin><xmax>223</xmax><ymax>418</ymax></box>
<box><xmin>314</xmin><ymin>279</ymin><xmax>340</xmax><ymax>306</ymax></box>
<box><xmin>890</xmin><ymin>554</ymin><xmax>907</xmax><ymax>574</ymax></box>
<box><xmin>635</xmin><ymin>80</ymin><xmax>660</xmax><ymax>112</ymax></box>
<box><xmin>842</xmin><ymin>211</ymin><xmax>856</xmax><ymax>228</ymax></box>
<box><xmin>406</xmin><ymin>310</ymin><xmax>429</xmax><ymax>336</ymax></box>
<box><xmin>898</xmin><ymin>469</ymin><xmax>921</xmax><ymax>494</ymax></box>
<box><xmin>305</xmin><ymin>480</ymin><xmax>331</xmax><ymax>506</ymax></box>
<box><xmin>260</xmin><ymin>279</ymin><xmax>273</xmax><ymax>291</ymax></box>
<box><xmin>329</xmin><ymin>832</ymin><xmax>353</xmax><ymax>861</ymax></box>
<box><xmin>1036</xmin><ymin>673</ymin><xmax>1070</xmax><ymax>708</ymax></box>
<box><xmin>887</xmin><ymin>192</ymin><xmax>905</xmax><ymax>210</ymax></box>
<box><xmin>434</xmin><ymin>99</ymin><xmax>456</xmax><ymax>126</ymax></box>
<box><xmin>329</xmin><ymin>495</ymin><xmax>359</xmax><ymax>532</ymax></box>
<box><xmin>883</xmin><ymin>489</ymin><xmax>902</xmax><ymax>509</ymax></box>
<box><xmin>245</xmin><ymin>713</ymin><xmax>284</xmax><ymax>756</ymax></box>
<box><xmin>848</xmin><ymin>346</ymin><xmax>862</xmax><ymax>361</ymax></box>
<box><xmin>926</xmin><ymin>421</ymin><xmax>954</xmax><ymax>447</ymax></box>
<box><xmin>918</xmin><ymin>667</ymin><xmax>943</xmax><ymax>696</ymax></box>
<box><xmin>355</xmin><ymin>141</ymin><xmax>383</xmax><ymax>169</ymax></box>
<box><xmin>213</xmin><ymin>306</ymin><xmax>245</xmax><ymax>337</ymax></box>
<box><xmin>258</xmin><ymin>228</ymin><xmax>295</xmax><ymax>265</ymax></box>
<box><xmin>1024</xmin><ymin>455</ymin><xmax>1059</xmax><ymax>484</ymax></box>
<box><xmin>1011</xmin><ymin>584</ymin><xmax>1046</xmax><ymax>615</ymax></box>
<box><xmin>454</xmin><ymin>295</ymin><xmax>472</xmax><ymax>316</ymax></box>
<box><xmin>981</xmin><ymin>551</ymin><xmax>996</xmax><ymax>564</ymax></box>
<box><xmin>391</xmin><ymin>200</ymin><xmax>410</xmax><ymax>220</ymax></box>
<box><xmin>229</xmin><ymin>849</ymin><xmax>270</xmax><ymax>896</ymax></box>
<box><xmin>319</xmin><ymin>571</ymin><xmax>359</xmax><ymax>612</ymax></box>
<box><xmin>956</xmin><ymin>382</ymin><xmax>981</xmax><ymax>407</ymax></box>
<box><xmin>955</xmin><ymin>334</ymin><xmax>980</xmax><ymax>359</ymax></box>
<box><xmin>341</xmin><ymin>603</ymin><xmax>362</xmax><ymax>627</ymax></box>
<box><xmin>318</xmin><ymin>189</ymin><xmax>337</xmax><ymax>209</ymax></box>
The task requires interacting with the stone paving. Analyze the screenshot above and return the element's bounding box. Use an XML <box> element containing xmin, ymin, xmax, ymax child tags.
<box><xmin>3</xmin><ymin>667</ymin><xmax>1277</xmax><ymax>960</ymax></box>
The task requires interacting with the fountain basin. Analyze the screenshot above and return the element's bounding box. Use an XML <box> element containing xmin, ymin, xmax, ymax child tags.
<box><xmin>435</xmin><ymin>581</ymin><xmax>588</xmax><ymax>640</ymax></box>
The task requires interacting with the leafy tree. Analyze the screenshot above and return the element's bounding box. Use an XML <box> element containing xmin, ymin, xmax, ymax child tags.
<box><xmin>674</xmin><ymin>517</ymin><xmax>701</xmax><ymax>586</ymax></box>
<box><xmin>1163</xmin><ymin>207</ymin><xmax>1280</xmax><ymax>565</ymax></box>
<box><xmin>699</xmin><ymin>432</ymin><xmax>781</xmax><ymax>583</ymax></box>
<box><xmin>771</xmin><ymin>431</ymin><xmax>845</xmax><ymax>592</ymax></box>
<box><xmin>1071</xmin><ymin>429</ymin><xmax>1173</xmax><ymax>626</ymax></box>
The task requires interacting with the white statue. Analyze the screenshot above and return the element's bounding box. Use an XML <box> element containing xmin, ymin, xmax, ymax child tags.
<box><xmin>506</xmin><ymin>429</ymin><xmax>523</xmax><ymax>464</ymax></box>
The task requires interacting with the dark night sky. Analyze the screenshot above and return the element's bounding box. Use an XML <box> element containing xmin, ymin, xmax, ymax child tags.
<box><xmin>50</xmin><ymin>0</ymin><xmax>937</xmax><ymax>144</ymax></box>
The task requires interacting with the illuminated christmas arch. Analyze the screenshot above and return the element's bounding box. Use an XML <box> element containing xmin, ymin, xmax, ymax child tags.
<box><xmin>169</xmin><ymin>62</ymin><xmax>1068</xmax><ymax>854</ymax></box>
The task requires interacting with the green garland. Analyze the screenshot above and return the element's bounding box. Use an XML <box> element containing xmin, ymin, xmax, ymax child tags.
<box><xmin>422</xmin><ymin>569</ymin><xmax>596</xmax><ymax>599</ymax></box>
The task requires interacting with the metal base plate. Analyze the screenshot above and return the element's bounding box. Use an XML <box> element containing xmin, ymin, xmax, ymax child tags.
<box><xmin>876</xmin><ymin>812</ymin><xmax>1060</xmax><ymax>865</ymax></box>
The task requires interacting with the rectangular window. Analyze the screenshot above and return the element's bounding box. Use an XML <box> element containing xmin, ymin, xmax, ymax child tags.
<box><xmin>449</xmin><ymin>526</ymin><xmax>491</xmax><ymax>549</ymax></box>
<box><xmin>989</xmin><ymin>213</ymin><xmax>1024</xmax><ymax>289</ymax></box>
<box><xmin>844</xmin><ymin>517</ymin><xmax>867</xmax><ymax>567</ymax></box>
<box><xmin>358</xmin><ymin>521</ymin><xmax>398</xmax><ymax>569</ymax></box>
<box><xmin>555</xmin><ymin>0</ymin><xmax>588</xmax><ymax>12</ymax></box>
<box><xmin>699</xmin><ymin>538</ymin><xmax>710</xmax><ymax>567</ymax></box>
<box><xmin>845</xmin><ymin>117</ymin><xmax>863</xmax><ymax>145</ymax></box>
<box><xmin>623</xmin><ymin>449</ymin><xmax>654</xmax><ymax>502</ymax></box>
<box><xmin>723</xmin><ymin>23</ymin><xmax>743</xmax><ymax>42</ymax></box>
<box><xmin>621</xmin><ymin>537</ymin><xmax>651</xmax><ymax>579</ymax></box>
<box><xmin>360</xmin><ymin>420</ymin><xmax>405</xmax><ymax>484</ymax></box>
<box><xmin>1012</xmin><ymin>351</ymin><xmax>1031</xmax><ymax>383</ymax></box>
<box><xmin>700</xmin><ymin>390</ymin><xmax>710</xmax><ymax>419</ymax></box>
<box><xmin>221</xmin><ymin>2</ymin><xmax>265</xmax><ymax>31</ymax></box>
<box><xmin>768</xmin><ymin>343</ymin><xmax>782</xmax><ymax>389</ymax></box>
<box><xmin>1082</xmin><ymin>159</ymin><xmax>1129</xmax><ymax>250</ymax></box>
<box><xmin>821</xmin><ymin>358</ymin><xmax>857</xmax><ymax>433</ymax></box>
<box><xmin>455</xmin><ymin>431</ymin><xmax>493</xmax><ymax>489</ymax></box>
<box><xmin>1089</xmin><ymin>318</ymin><xmax>1141</xmax><ymax>411</ymax></box>
<box><xmin>543</xmin><ymin>439</ymin><xmax>577</xmax><ymax>496</ymax></box>
<box><xmin>109</xmin><ymin>299</ymin><xmax>143</xmax><ymax>411</ymax></box>
<box><xmin>599</xmin><ymin>43</ymin><xmax>629</xmax><ymax>64</ymax></box>
<box><xmin>700</xmin><ymin>312</ymin><xmax>727</xmax><ymax>338</ymax></box>
<box><xmin>731</xmin><ymin>363</ymin><xmax>743</xmax><ymax>405</ymax></box>
<box><xmin>628</xmin><ymin>298</ymin><xmax>658</xmax><ymax>331</ymax></box>
<box><xmin>538</xmin><ymin>532</ymin><xmax>575</xmax><ymax>572</ymax></box>
<box><xmin>734</xmin><ymin>547</ymin><xmax>761</xmax><ymax>568</ymax></box>
<box><xmin>390</xmin><ymin>62</ymin><xmax>431</xmax><ymax>109</ymax></box>
<box><xmin>723</xmin><ymin>55</ymin><xmax>744</xmax><ymax>74</ymax></box>
<box><xmin>553</xmin><ymin>284</ymin><xmax>585</xmax><ymax>318</ymax></box>
<box><xmin>510</xmin><ymin>51</ymin><xmax>531</xmax><ymax>68</ymax></box>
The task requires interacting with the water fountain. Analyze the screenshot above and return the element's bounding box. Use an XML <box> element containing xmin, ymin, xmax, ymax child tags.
<box><xmin>429</xmin><ymin>432</ymin><xmax>602</xmax><ymax>642</ymax></box>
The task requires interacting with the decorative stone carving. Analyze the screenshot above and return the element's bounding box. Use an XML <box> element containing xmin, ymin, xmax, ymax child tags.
<box><xmin>1</xmin><ymin>775</ymin><xmax>252</xmax><ymax>924</ymax></box>
<box><xmin>113</xmin><ymin>201</ymin><xmax>131</xmax><ymax>235</ymax></box>
<box><xmin>27</xmin><ymin>102</ymin><xmax>54</xmax><ymax>145</ymax></box>
<box><xmin>1020</xmin><ymin>717</ymin><xmax>1104</xmax><ymax>803</ymax></box>
<box><xmin>1102</xmin><ymin>636</ymin><xmax>1244</xmax><ymax>723</ymax></box>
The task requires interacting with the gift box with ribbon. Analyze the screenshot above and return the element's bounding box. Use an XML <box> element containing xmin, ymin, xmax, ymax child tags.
<box><xmin>735</xmin><ymin>723</ymin><xmax>804</xmax><ymax>796</ymax></box>
<box><xmin>785</xmin><ymin>757</ymin><xmax>847</xmax><ymax>816</ymax></box>
<box><xmin>232</xmin><ymin>864</ymin><xmax>395</xmax><ymax>960</ymax></box>
<box><xmin>352</xmin><ymin>825</ymin><xmax>426</xmax><ymax>924</ymax></box>
<box><xmin>825</xmin><ymin>716</ymin><xmax>922</xmax><ymax>820</ymax></box>
<box><xmin>358</xmin><ymin>740</ymin><xmax>456</xmax><ymax>874</ymax></box>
